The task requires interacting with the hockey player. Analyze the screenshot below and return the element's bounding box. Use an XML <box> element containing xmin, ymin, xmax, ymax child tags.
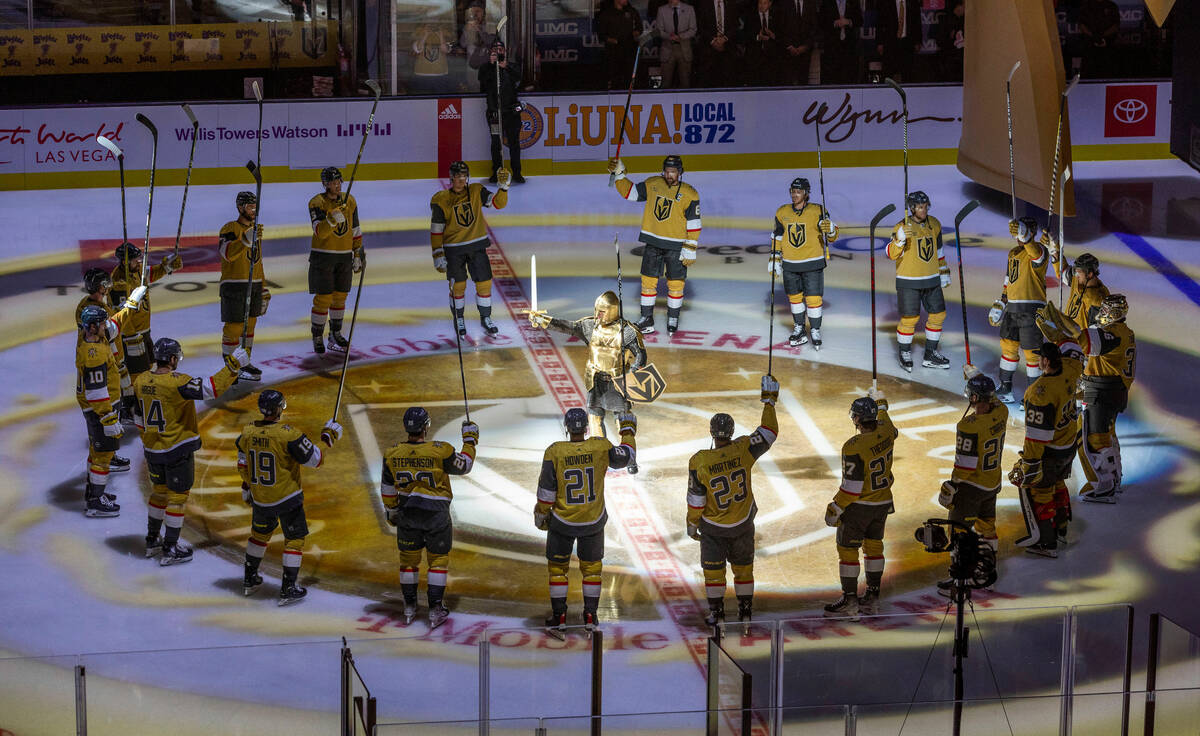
<box><xmin>535</xmin><ymin>407</ymin><xmax>637</xmax><ymax>632</ymax></box>
<box><xmin>380</xmin><ymin>407</ymin><xmax>478</xmax><ymax>628</ymax></box>
<box><xmin>687</xmin><ymin>376</ymin><xmax>780</xmax><ymax>625</ymax></box>
<box><xmin>430</xmin><ymin>160</ymin><xmax>510</xmax><ymax>337</ymax></box>
<box><xmin>989</xmin><ymin>217</ymin><xmax>1050</xmax><ymax>403</ymax></box>
<box><xmin>218</xmin><ymin>191</ymin><xmax>268</xmax><ymax>381</ymax></box>
<box><xmin>236</xmin><ymin>390</ymin><xmax>342</xmax><ymax>605</ymax></box>
<box><xmin>134</xmin><ymin>338</ymin><xmax>248</xmax><ymax>563</ymax></box>
<box><xmin>109</xmin><ymin>241</ymin><xmax>183</xmax><ymax>379</ymax></box>
<box><xmin>607</xmin><ymin>154</ymin><xmax>702</xmax><ymax>336</ymax></box>
<box><xmin>824</xmin><ymin>388</ymin><xmax>897</xmax><ymax>616</ymax></box>
<box><xmin>77</xmin><ymin>267</ymin><xmax>134</xmax><ymax>469</ymax></box>
<box><xmin>936</xmin><ymin>372</ymin><xmax>1008</xmax><ymax>594</ymax></box>
<box><xmin>1062</xmin><ymin>252</ymin><xmax>1108</xmax><ymax>331</ymax></box>
<box><xmin>529</xmin><ymin>291</ymin><xmax>647</xmax><ymax>441</ymax></box>
<box><xmin>886</xmin><ymin>191</ymin><xmax>951</xmax><ymax>371</ymax></box>
<box><xmin>1009</xmin><ymin>326</ymin><xmax>1084</xmax><ymax>557</ymax></box>
<box><xmin>307</xmin><ymin>167</ymin><xmax>364</xmax><ymax>354</ymax></box>
<box><xmin>770</xmin><ymin>177</ymin><xmax>839</xmax><ymax>348</ymax></box>
<box><xmin>75</xmin><ymin>287</ymin><xmax>146</xmax><ymax>517</ymax></box>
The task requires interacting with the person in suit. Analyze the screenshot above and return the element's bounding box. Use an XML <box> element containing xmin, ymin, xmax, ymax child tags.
<box><xmin>597</xmin><ymin>0</ymin><xmax>644</xmax><ymax>89</ymax></box>
<box><xmin>656</xmin><ymin>0</ymin><xmax>698</xmax><ymax>88</ymax></box>
<box><xmin>856</xmin><ymin>0</ymin><xmax>883</xmax><ymax>82</ymax></box>
<box><xmin>743</xmin><ymin>0</ymin><xmax>783</xmax><ymax>85</ymax></box>
<box><xmin>695</xmin><ymin>0</ymin><xmax>739</xmax><ymax>87</ymax></box>
<box><xmin>819</xmin><ymin>0</ymin><xmax>862</xmax><ymax>84</ymax></box>
<box><xmin>778</xmin><ymin>0</ymin><xmax>817</xmax><ymax>84</ymax></box>
<box><xmin>878</xmin><ymin>0</ymin><xmax>921</xmax><ymax>82</ymax></box>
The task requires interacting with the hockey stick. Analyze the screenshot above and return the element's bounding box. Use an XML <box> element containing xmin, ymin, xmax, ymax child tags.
<box><xmin>96</xmin><ymin>135</ymin><xmax>128</xmax><ymax>278</ymax></box>
<box><xmin>768</xmin><ymin>240</ymin><xmax>778</xmax><ymax>376</ymax></box>
<box><xmin>951</xmin><ymin>199</ymin><xmax>981</xmax><ymax>368</ymax></box>
<box><xmin>344</xmin><ymin>79</ymin><xmax>381</xmax><ymax>200</ymax></box>
<box><xmin>614</xmin><ymin>234</ymin><xmax>632</xmax><ymax>412</ymax></box>
<box><xmin>885</xmin><ymin>78</ymin><xmax>908</xmax><ymax>227</ymax></box>
<box><xmin>240</xmin><ymin>81</ymin><xmax>264</xmax><ymax>351</ymax></box>
<box><xmin>135</xmin><ymin>113</ymin><xmax>159</xmax><ymax>288</ymax></box>
<box><xmin>174</xmin><ymin>104</ymin><xmax>199</xmax><ymax>258</ymax></box>
<box><xmin>609</xmin><ymin>41</ymin><xmax>645</xmax><ymax>187</ymax></box>
<box><xmin>1057</xmin><ymin>166</ymin><xmax>1072</xmax><ymax>309</ymax></box>
<box><xmin>450</xmin><ymin>288</ymin><xmax>471</xmax><ymax>423</ymax></box>
<box><xmin>324</xmin><ymin>263</ymin><xmax>366</xmax><ymax>445</ymax></box>
<box><xmin>814</xmin><ymin>112</ymin><xmax>829</xmax><ymax>237</ymax></box>
<box><xmin>868</xmin><ymin>204</ymin><xmax>897</xmax><ymax>392</ymax></box>
<box><xmin>493</xmin><ymin>16</ymin><xmax>509</xmax><ymax>174</ymax></box>
<box><xmin>1005</xmin><ymin>61</ymin><xmax>1022</xmax><ymax>220</ymax></box>
<box><xmin>1046</xmin><ymin>73</ymin><xmax>1079</xmax><ymax>236</ymax></box>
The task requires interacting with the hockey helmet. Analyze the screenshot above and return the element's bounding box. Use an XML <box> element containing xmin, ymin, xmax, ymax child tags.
<box><xmin>258</xmin><ymin>389</ymin><xmax>287</xmax><ymax>416</ymax></box>
<box><xmin>153</xmin><ymin>337</ymin><xmax>183</xmax><ymax>364</ymax></box>
<box><xmin>115</xmin><ymin>241</ymin><xmax>143</xmax><ymax>262</ymax></box>
<box><xmin>964</xmin><ymin>374</ymin><xmax>996</xmax><ymax>404</ymax></box>
<box><xmin>905</xmin><ymin>191</ymin><xmax>930</xmax><ymax>210</ymax></box>
<box><xmin>850</xmin><ymin>396</ymin><xmax>878</xmax><ymax>424</ymax></box>
<box><xmin>1073</xmin><ymin>252</ymin><xmax>1100</xmax><ymax>276</ymax></box>
<box><xmin>236</xmin><ymin>191</ymin><xmax>257</xmax><ymax>208</ymax></box>
<box><xmin>84</xmin><ymin>267</ymin><xmax>112</xmax><ymax>294</ymax></box>
<box><xmin>403</xmin><ymin>406</ymin><xmax>432</xmax><ymax>435</ymax></box>
<box><xmin>1097</xmin><ymin>294</ymin><xmax>1128</xmax><ymax>326</ymax></box>
<box><xmin>448</xmin><ymin>160</ymin><xmax>470</xmax><ymax>178</ymax></box>
<box><xmin>662</xmin><ymin>154</ymin><xmax>684</xmax><ymax>174</ymax></box>
<box><xmin>710</xmin><ymin>413</ymin><xmax>735</xmax><ymax>441</ymax></box>
<box><xmin>790</xmin><ymin>177</ymin><xmax>811</xmax><ymax>193</ymax></box>
<box><xmin>564</xmin><ymin>408</ymin><xmax>589</xmax><ymax>435</ymax></box>
<box><xmin>320</xmin><ymin>166</ymin><xmax>343</xmax><ymax>185</ymax></box>
<box><xmin>79</xmin><ymin>304</ymin><xmax>108</xmax><ymax>330</ymax></box>
<box><xmin>594</xmin><ymin>291</ymin><xmax>621</xmax><ymax>325</ymax></box>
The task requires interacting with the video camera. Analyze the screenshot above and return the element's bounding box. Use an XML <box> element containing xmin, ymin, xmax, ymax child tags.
<box><xmin>914</xmin><ymin>518</ymin><xmax>998</xmax><ymax>591</ymax></box>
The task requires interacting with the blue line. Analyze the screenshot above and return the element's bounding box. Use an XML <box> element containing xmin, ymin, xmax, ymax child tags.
<box><xmin>1111</xmin><ymin>231</ymin><xmax>1200</xmax><ymax>310</ymax></box>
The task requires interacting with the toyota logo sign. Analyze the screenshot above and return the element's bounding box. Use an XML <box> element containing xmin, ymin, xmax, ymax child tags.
<box><xmin>1113</xmin><ymin>98</ymin><xmax>1149</xmax><ymax>124</ymax></box>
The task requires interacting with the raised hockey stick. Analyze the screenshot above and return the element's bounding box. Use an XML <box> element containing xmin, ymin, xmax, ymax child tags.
<box><xmin>450</xmin><ymin>289</ymin><xmax>471</xmax><ymax>423</ymax></box>
<box><xmin>614</xmin><ymin>234</ymin><xmax>632</xmax><ymax>412</ymax></box>
<box><xmin>1046</xmin><ymin>73</ymin><xmax>1079</xmax><ymax>236</ymax></box>
<box><xmin>1057</xmin><ymin>166</ymin><xmax>1072</xmax><ymax>309</ymax></box>
<box><xmin>324</xmin><ymin>263</ymin><xmax>366</xmax><ymax>446</ymax></box>
<box><xmin>344</xmin><ymin>79</ymin><xmax>381</xmax><ymax>200</ymax></box>
<box><xmin>239</xmin><ymin>81</ymin><xmax>265</xmax><ymax>351</ymax></box>
<box><xmin>1006</xmin><ymin>61</ymin><xmax>1022</xmax><ymax>221</ymax></box>
<box><xmin>96</xmin><ymin>135</ymin><xmax>129</xmax><ymax>280</ymax></box>
<box><xmin>135</xmin><ymin>113</ymin><xmax>159</xmax><ymax>287</ymax></box>
<box><xmin>609</xmin><ymin>41</ymin><xmax>644</xmax><ymax>188</ymax></box>
<box><xmin>951</xmin><ymin>199</ymin><xmax>981</xmax><ymax>367</ymax></box>
<box><xmin>885</xmin><ymin>78</ymin><xmax>908</xmax><ymax>227</ymax></box>
<box><xmin>768</xmin><ymin>240</ymin><xmax>779</xmax><ymax>376</ymax></box>
<box><xmin>174</xmin><ymin>104</ymin><xmax>199</xmax><ymax>258</ymax></box>
<box><xmin>868</xmin><ymin>203</ymin><xmax>897</xmax><ymax>392</ymax></box>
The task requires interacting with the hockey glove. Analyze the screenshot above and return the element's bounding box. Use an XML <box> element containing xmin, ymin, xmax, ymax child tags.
<box><xmin>963</xmin><ymin>363</ymin><xmax>981</xmax><ymax>380</ymax></box>
<box><xmin>617</xmin><ymin>412</ymin><xmax>637</xmax><ymax>436</ymax></box>
<box><xmin>241</xmin><ymin>482</ymin><xmax>252</xmax><ymax>504</ymax></box>
<box><xmin>820</xmin><ymin>218</ymin><xmax>838</xmax><ymax>237</ymax></box>
<box><xmin>527</xmin><ymin>309</ymin><xmax>552</xmax><ymax>328</ymax></box>
<box><xmin>534</xmin><ymin>510</ymin><xmax>549</xmax><ymax>531</ymax></box>
<box><xmin>385</xmin><ymin>506</ymin><xmax>400</xmax><ymax>526</ymax></box>
<box><xmin>257</xmin><ymin>287</ymin><xmax>271</xmax><ymax>317</ymax></box>
<box><xmin>940</xmin><ymin>270</ymin><xmax>951</xmax><ymax>289</ymax></box>
<box><xmin>1062</xmin><ymin>264</ymin><xmax>1075</xmax><ymax>287</ymax></box>
<box><xmin>761</xmin><ymin>374</ymin><xmax>779</xmax><ymax>405</ymax></box>
<box><xmin>1009</xmin><ymin>455</ymin><xmax>1042</xmax><ymax>487</ymax></box>
<box><xmin>123</xmin><ymin>285</ymin><xmax>148</xmax><ymax>311</ymax></box>
<box><xmin>868</xmin><ymin>387</ymin><xmax>886</xmax><ymax>403</ymax></box>
<box><xmin>1040</xmin><ymin>231</ymin><xmax>1059</xmax><ymax>264</ymax></box>
<box><xmin>607</xmin><ymin>157</ymin><xmax>626</xmax><ymax>179</ymax></box>
<box><xmin>328</xmin><ymin>207</ymin><xmax>347</xmax><ymax>227</ymax></box>
<box><xmin>938</xmin><ymin>480</ymin><xmax>957</xmax><ymax>509</ymax></box>
<box><xmin>101</xmin><ymin>411</ymin><xmax>124</xmax><ymax>438</ymax></box>
<box><xmin>432</xmin><ymin>247</ymin><xmax>448</xmax><ymax>274</ymax></box>
<box><xmin>461</xmin><ymin>421</ymin><xmax>480</xmax><ymax>445</ymax></box>
<box><xmin>254</xmin><ymin>223</ymin><xmax>264</xmax><ymax>242</ymax></box>
<box><xmin>687</xmin><ymin>522</ymin><xmax>701</xmax><ymax>541</ymax></box>
<box><xmin>496</xmin><ymin>167</ymin><xmax>512</xmax><ymax>191</ymax></box>
<box><xmin>824</xmin><ymin>501</ymin><xmax>844</xmax><ymax>527</ymax></box>
<box><xmin>321</xmin><ymin>420</ymin><xmax>343</xmax><ymax>448</ymax></box>
<box><xmin>352</xmin><ymin>248</ymin><xmax>365</xmax><ymax>274</ymax></box>
<box><xmin>988</xmin><ymin>299</ymin><xmax>1006</xmax><ymax>327</ymax></box>
<box><xmin>768</xmin><ymin>249</ymin><xmax>782</xmax><ymax>277</ymax></box>
<box><xmin>679</xmin><ymin>245</ymin><xmax>697</xmax><ymax>267</ymax></box>
<box><xmin>228</xmin><ymin>347</ymin><xmax>251</xmax><ymax>369</ymax></box>
<box><xmin>1008</xmin><ymin>219</ymin><xmax>1020</xmax><ymax>238</ymax></box>
<box><xmin>163</xmin><ymin>253</ymin><xmax>183</xmax><ymax>274</ymax></box>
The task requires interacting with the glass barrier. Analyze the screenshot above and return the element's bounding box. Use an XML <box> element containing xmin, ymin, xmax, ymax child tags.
<box><xmin>484</xmin><ymin>624</ymin><xmax>595</xmax><ymax>720</ymax></box>
<box><xmin>78</xmin><ymin>640</ymin><xmax>342</xmax><ymax>735</ymax></box>
<box><xmin>1071</xmin><ymin>604</ymin><xmax>1134</xmax><ymax>695</ymax></box>
<box><xmin>347</xmin><ymin>631</ymin><xmax>481</xmax><ymax>725</ymax></box>
<box><xmin>1150</xmin><ymin>614</ymin><xmax>1200</xmax><ymax>734</ymax></box>
<box><xmin>600</xmin><ymin>623</ymin><xmax>708</xmax><ymax>716</ymax></box>
<box><xmin>0</xmin><ymin>653</ymin><xmax>80</xmax><ymax>736</ymax></box>
<box><xmin>714</xmin><ymin>621</ymin><xmax>774</xmax><ymax>714</ymax></box>
<box><xmin>374</xmin><ymin>716</ymin><xmax>542</xmax><ymax>734</ymax></box>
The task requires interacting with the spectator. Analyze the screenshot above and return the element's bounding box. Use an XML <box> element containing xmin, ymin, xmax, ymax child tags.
<box><xmin>411</xmin><ymin>25</ymin><xmax>452</xmax><ymax>94</ymax></box>
<box><xmin>655</xmin><ymin>0</ymin><xmax>698</xmax><ymax>88</ymax></box>
<box><xmin>597</xmin><ymin>0</ymin><xmax>644</xmax><ymax>90</ymax></box>
<box><xmin>1079</xmin><ymin>0</ymin><xmax>1119</xmax><ymax>79</ymax></box>
<box><xmin>695</xmin><ymin>0</ymin><xmax>739</xmax><ymax>87</ymax></box>
<box><xmin>478</xmin><ymin>40</ymin><xmax>525</xmax><ymax>183</ymax></box>
<box><xmin>779</xmin><ymin>0</ymin><xmax>817</xmax><ymax>85</ymax></box>
<box><xmin>743</xmin><ymin>0</ymin><xmax>783</xmax><ymax>86</ymax></box>
<box><xmin>819</xmin><ymin>0</ymin><xmax>862</xmax><ymax>84</ymax></box>
<box><xmin>938</xmin><ymin>0</ymin><xmax>964</xmax><ymax>82</ymax></box>
<box><xmin>878</xmin><ymin>0</ymin><xmax>921</xmax><ymax>82</ymax></box>
<box><xmin>857</xmin><ymin>0</ymin><xmax>883</xmax><ymax>82</ymax></box>
<box><xmin>459</xmin><ymin>0</ymin><xmax>489</xmax><ymax>90</ymax></box>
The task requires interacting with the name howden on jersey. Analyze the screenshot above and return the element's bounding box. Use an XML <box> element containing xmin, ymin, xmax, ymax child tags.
<box><xmin>173</xmin><ymin>123</ymin><xmax>392</xmax><ymax>142</ymax></box>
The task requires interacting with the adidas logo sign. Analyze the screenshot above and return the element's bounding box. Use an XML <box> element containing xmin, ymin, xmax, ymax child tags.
<box><xmin>439</xmin><ymin>104</ymin><xmax>461</xmax><ymax>120</ymax></box>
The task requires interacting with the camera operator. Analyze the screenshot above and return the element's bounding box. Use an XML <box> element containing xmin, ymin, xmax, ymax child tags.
<box><xmin>936</xmin><ymin>371</ymin><xmax>1008</xmax><ymax>595</ymax></box>
<box><xmin>478</xmin><ymin>39</ymin><xmax>526</xmax><ymax>184</ymax></box>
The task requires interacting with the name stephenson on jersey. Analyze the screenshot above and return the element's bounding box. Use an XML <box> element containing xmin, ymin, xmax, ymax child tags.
<box><xmin>236</xmin><ymin>421</ymin><xmax>323</xmax><ymax>507</ymax></box>
<box><xmin>834</xmin><ymin>401</ymin><xmax>898</xmax><ymax>509</ymax></box>
<box><xmin>381</xmin><ymin>440</ymin><xmax>476</xmax><ymax>513</ymax></box>
<box><xmin>952</xmin><ymin>404</ymin><xmax>1009</xmax><ymax>492</ymax></box>
<box><xmin>773</xmin><ymin>202</ymin><xmax>837</xmax><ymax>271</ymax></box>
<box><xmin>687</xmin><ymin>405</ymin><xmax>778</xmax><ymax>534</ymax></box>
<box><xmin>536</xmin><ymin>435</ymin><xmax>635</xmax><ymax>534</ymax></box>
<box><xmin>616</xmin><ymin>175</ymin><xmax>701</xmax><ymax>250</ymax></box>
<box><xmin>134</xmin><ymin>364</ymin><xmax>238</xmax><ymax>460</ymax></box>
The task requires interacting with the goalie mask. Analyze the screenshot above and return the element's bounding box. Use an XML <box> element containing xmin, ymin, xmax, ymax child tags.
<box><xmin>1097</xmin><ymin>294</ymin><xmax>1128</xmax><ymax>326</ymax></box>
<box><xmin>594</xmin><ymin>291</ymin><xmax>621</xmax><ymax>325</ymax></box>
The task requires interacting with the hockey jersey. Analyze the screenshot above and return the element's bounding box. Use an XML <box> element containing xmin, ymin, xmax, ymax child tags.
<box><xmin>308</xmin><ymin>193</ymin><xmax>362</xmax><ymax>254</ymax></box>
<box><xmin>536</xmin><ymin>434</ymin><xmax>635</xmax><ymax>535</ymax></box>
<box><xmin>134</xmin><ymin>364</ymin><xmax>238</xmax><ymax>461</ymax></box>
<box><xmin>76</xmin><ymin>336</ymin><xmax>120</xmax><ymax>415</ymax></box>
<box><xmin>236</xmin><ymin>421</ymin><xmax>322</xmax><ymax>508</ymax></box>
<box><xmin>952</xmin><ymin>403</ymin><xmax>1009</xmax><ymax>492</ymax></box>
<box><xmin>219</xmin><ymin>219</ymin><xmax>265</xmax><ymax>285</ymax></box>
<box><xmin>834</xmin><ymin>401</ymin><xmax>898</xmax><ymax>509</ymax></box>
<box><xmin>110</xmin><ymin>260</ymin><xmax>166</xmax><ymax>335</ymax></box>
<box><xmin>1022</xmin><ymin>347</ymin><xmax>1084</xmax><ymax>457</ymax></box>
<box><xmin>772</xmin><ymin>201</ymin><xmax>837</xmax><ymax>272</ymax></box>
<box><xmin>687</xmin><ymin>404</ymin><xmax>778</xmax><ymax>535</ymax></box>
<box><xmin>1066</xmin><ymin>278</ymin><xmax>1109</xmax><ymax>330</ymax></box>
<box><xmin>1003</xmin><ymin>239</ymin><xmax>1048</xmax><ymax>311</ymax></box>
<box><xmin>616</xmin><ymin>176</ymin><xmax>701</xmax><ymax>251</ymax></box>
<box><xmin>1081</xmin><ymin>322</ymin><xmax>1136</xmax><ymax>389</ymax></box>
<box><xmin>381</xmin><ymin>439</ymin><xmax>476</xmax><ymax>513</ymax></box>
<box><xmin>887</xmin><ymin>216</ymin><xmax>946</xmax><ymax>290</ymax></box>
<box><xmin>430</xmin><ymin>183</ymin><xmax>506</xmax><ymax>251</ymax></box>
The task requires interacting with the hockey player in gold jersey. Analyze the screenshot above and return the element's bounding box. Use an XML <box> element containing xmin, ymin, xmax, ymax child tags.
<box><xmin>886</xmin><ymin>191</ymin><xmax>951</xmax><ymax>371</ymax></box>
<box><xmin>529</xmin><ymin>291</ymin><xmax>648</xmax><ymax>441</ymax></box>
<box><xmin>936</xmin><ymin>371</ymin><xmax>1008</xmax><ymax>595</ymax></box>
<box><xmin>380</xmin><ymin>407</ymin><xmax>478</xmax><ymax>628</ymax></box>
<box><xmin>824</xmin><ymin>388</ymin><xmax>898</xmax><ymax>616</ymax></box>
<box><xmin>307</xmin><ymin>167</ymin><xmax>364</xmax><ymax>354</ymax></box>
<box><xmin>989</xmin><ymin>217</ymin><xmax>1050</xmax><ymax>403</ymax></box>
<box><xmin>608</xmin><ymin>154</ymin><xmax>701</xmax><ymax>336</ymax></box>
<box><xmin>218</xmin><ymin>191</ymin><xmax>268</xmax><ymax>382</ymax></box>
<box><xmin>430</xmin><ymin>160</ymin><xmax>509</xmax><ymax>337</ymax></box>
<box><xmin>1009</xmin><ymin>319</ymin><xmax>1084</xmax><ymax>558</ymax></box>
<box><xmin>236</xmin><ymin>390</ymin><xmax>342</xmax><ymax>605</ymax></box>
<box><xmin>109</xmin><ymin>241</ymin><xmax>183</xmax><ymax>378</ymax></box>
<box><xmin>770</xmin><ymin>177</ymin><xmax>839</xmax><ymax>348</ymax></box>
<box><xmin>77</xmin><ymin>267</ymin><xmax>134</xmax><ymax>471</ymax></box>
<box><xmin>535</xmin><ymin>407</ymin><xmax>637</xmax><ymax>632</ymax></box>
<box><xmin>1061</xmin><ymin>253</ymin><xmax>1108</xmax><ymax>331</ymax></box>
<box><xmin>75</xmin><ymin>287</ymin><xmax>146</xmax><ymax>517</ymax></box>
<box><xmin>134</xmin><ymin>338</ymin><xmax>247</xmax><ymax>563</ymax></box>
<box><xmin>687</xmin><ymin>376</ymin><xmax>780</xmax><ymax>625</ymax></box>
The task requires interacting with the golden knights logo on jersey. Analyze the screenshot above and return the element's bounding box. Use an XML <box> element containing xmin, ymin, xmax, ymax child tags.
<box><xmin>918</xmin><ymin>237</ymin><xmax>935</xmax><ymax>262</ymax></box>
<box><xmin>654</xmin><ymin>196</ymin><xmax>674</xmax><ymax>222</ymax></box>
<box><xmin>1007</xmin><ymin>258</ymin><xmax>1020</xmax><ymax>285</ymax></box>
<box><xmin>787</xmin><ymin>223</ymin><xmax>806</xmax><ymax>247</ymax></box>
<box><xmin>454</xmin><ymin>202</ymin><xmax>476</xmax><ymax>228</ymax></box>
<box><xmin>332</xmin><ymin>219</ymin><xmax>349</xmax><ymax>238</ymax></box>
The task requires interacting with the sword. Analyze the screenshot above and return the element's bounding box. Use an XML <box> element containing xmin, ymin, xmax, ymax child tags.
<box><xmin>530</xmin><ymin>254</ymin><xmax>538</xmax><ymax>313</ymax></box>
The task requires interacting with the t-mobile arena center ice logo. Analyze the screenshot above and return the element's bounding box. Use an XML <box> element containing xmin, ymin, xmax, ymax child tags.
<box><xmin>1104</xmin><ymin>84</ymin><xmax>1156</xmax><ymax>138</ymax></box>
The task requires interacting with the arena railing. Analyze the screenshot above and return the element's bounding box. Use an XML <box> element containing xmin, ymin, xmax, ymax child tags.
<box><xmin>1144</xmin><ymin>612</ymin><xmax>1200</xmax><ymax>736</ymax></box>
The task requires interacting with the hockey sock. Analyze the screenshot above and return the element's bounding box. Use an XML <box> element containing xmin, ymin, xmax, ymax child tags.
<box><xmin>146</xmin><ymin>497</ymin><xmax>165</xmax><ymax>540</ymax></box>
<box><xmin>837</xmin><ymin>545</ymin><xmax>860</xmax><ymax>595</ymax></box>
<box><xmin>478</xmin><ymin>304</ymin><xmax>492</xmax><ymax>319</ymax></box>
<box><xmin>998</xmin><ymin>367</ymin><xmax>1015</xmax><ymax>386</ymax></box>
<box><xmin>427</xmin><ymin>553</ymin><xmax>449</xmax><ymax>607</ymax></box>
<box><xmin>640</xmin><ymin>276</ymin><xmax>658</xmax><ymax>314</ymax></box>
<box><xmin>703</xmin><ymin>563</ymin><xmax>726</xmax><ymax>605</ymax></box>
<box><xmin>583</xmin><ymin>596</ymin><xmax>599</xmax><ymax>614</ymax></box>
<box><xmin>926</xmin><ymin>339</ymin><xmax>940</xmax><ymax>354</ymax></box>
<box><xmin>731</xmin><ymin>562</ymin><xmax>754</xmax><ymax>599</ymax></box>
<box><xmin>580</xmin><ymin>558</ymin><xmax>602</xmax><ymax>611</ymax></box>
<box><xmin>805</xmin><ymin>296</ymin><xmax>823</xmax><ymax>329</ymax></box>
<box><xmin>863</xmin><ymin>538</ymin><xmax>885</xmax><ymax>588</ymax></box>
<box><xmin>790</xmin><ymin>296</ymin><xmax>805</xmax><ymax>324</ymax></box>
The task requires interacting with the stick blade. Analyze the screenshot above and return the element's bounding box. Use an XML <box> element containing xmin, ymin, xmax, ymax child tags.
<box><xmin>1062</xmin><ymin>165</ymin><xmax>1072</xmax><ymax>185</ymax></box>
<box><xmin>96</xmin><ymin>135</ymin><xmax>123</xmax><ymax>159</ymax></box>
<box><xmin>246</xmin><ymin>160</ymin><xmax>262</xmax><ymax>184</ymax></box>
<box><xmin>182</xmin><ymin>103</ymin><xmax>198</xmax><ymax>127</ymax></box>
<box><xmin>135</xmin><ymin>112</ymin><xmax>158</xmax><ymax>136</ymax></box>
<box><xmin>1063</xmin><ymin>73</ymin><xmax>1080</xmax><ymax>98</ymax></box>
<box><xmin>954</xmin><ymin>199</ymin><xmax>981</xmax><ymax>227</ymax></box>
<box><xmin>1007</xmin><ymin>60</ymin><xmax>1022</xmax><ymax>82</ymax></box>
<box><xmin>252</xmin><ymin>80</ymin><xmax>263</xmax><ymax>102</ymax></box>
<box><xmin>869</xmin><ymin>203</ymin><xmax>897</xmax><ymax>230</ymax></box>
<box><xmin>884</xmin><ymin>77</ymin><xmax>906</xmax><ymax>103</ymax></box>
<box><xmin>496</xmin><ymin>15</ymin><xmax>508</xmax><ymax>35</ymax></box>
<box><xmin>362</xmin><ymin>78</ymin><xmax>381</xmax><ymax>97</ymax></box>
